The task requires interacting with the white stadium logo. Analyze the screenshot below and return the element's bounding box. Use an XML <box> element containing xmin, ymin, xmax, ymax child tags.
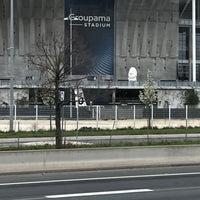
<box><xmin>64</xmin><ymin>13</ymin><xmax>111</xmax><ymax>28</ymax></box>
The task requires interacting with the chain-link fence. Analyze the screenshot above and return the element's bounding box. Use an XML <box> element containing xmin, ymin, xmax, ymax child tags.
<box><xmin>1</xmin><ymin>105</ymin><xmax>200</xmax><ymax>119</ymax></box>
<box><xmin>0</xmin><ymin>105</ymin><xmax>199</xmax><ymax>131</ymax></box>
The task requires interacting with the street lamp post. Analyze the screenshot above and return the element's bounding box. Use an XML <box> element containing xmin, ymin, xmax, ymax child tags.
<box><xmin>9</xmin><ymin>0</ymin><xmax>14</xmax><ymax>131</ymax></box>
<box><xmin>192</xmin><ymin>0</ymin><xmax>196</xmax><ymax>82</ymax></box>
<box><xmin>69</xmin><ymin>8</ymin><xmax>73</xmax><ymax>118</ymax></box>
<box><xmin>64</xmin><ymin>8</ymin><xmax>73</xmax><ymax>118</ymax></box>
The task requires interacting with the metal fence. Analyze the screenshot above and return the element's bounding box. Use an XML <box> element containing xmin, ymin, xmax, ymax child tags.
<box><xmin>0</xmin><ymin>105</ymin><xmax>200</xmax><ymax>120</ymax></box>
<box><xmin>0</xmin><ymin>105</ymin><xmax>199</xmax><ymax>147</ymax></box>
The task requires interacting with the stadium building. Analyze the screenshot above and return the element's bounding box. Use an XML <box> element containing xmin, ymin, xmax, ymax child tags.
<box><xmin>0</xmin><ymin>0</ymin><xmax>200</xmax><ymax>108</ymax></box>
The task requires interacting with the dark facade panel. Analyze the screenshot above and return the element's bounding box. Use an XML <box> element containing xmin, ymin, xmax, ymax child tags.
<box><xmin>65</xmin><ymin>0</ymin><xmax>114</xmax><ymax>76</ymax></box>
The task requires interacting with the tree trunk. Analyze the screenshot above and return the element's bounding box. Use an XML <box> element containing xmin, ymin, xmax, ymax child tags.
<box><xmin>145</xmin><ymin>106</ymin><xmax>151</xmax><ymax>129</ymax></box>
<box><xmin>146</xmin><ymin>105</ymin><xmax>151</xmax><ymax>142</ymax></box>
<box><xmin>55</xmin><ymin>102</ymin><xmax>62</xmax><ymax>149</ymax></box>
<box><xmin>147</xmin><ymin>105</ymin><xmax>151</xmax><ymax>129</ymax></box>
<box><xmin>49</xmin><ymin>102</ymin><xmax>52</xmax><ymax>131</ymax></box>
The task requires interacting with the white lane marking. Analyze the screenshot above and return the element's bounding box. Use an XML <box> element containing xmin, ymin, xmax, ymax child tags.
<box><xmin>154</xmin><ymin>185</ymin><xmax>200</xmax><ymax>192</ymax></box>
<box><xmin>45</xmin><ymin>189</ymin><xmax>153</xmax><ymax>198</ymax></box>
<box><xmin>1</xmin><ymin>172</ymin><xmax>200</xmax><ymax>187</ymax></box>
<box><xmin>15</xmin><ymin>198</ymin><xmax>44</xmax><ymax>200</ymax></box>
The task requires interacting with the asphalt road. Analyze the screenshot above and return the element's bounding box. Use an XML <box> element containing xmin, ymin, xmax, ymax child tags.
<box><xmin>1</xmin><ymin>166</ymin><xmax>200</xmax><ymax>199</ymax></box>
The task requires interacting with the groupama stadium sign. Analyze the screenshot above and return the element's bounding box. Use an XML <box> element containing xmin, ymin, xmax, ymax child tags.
<box><xmin>64</xmin><ymin>13</ymin><xmax>111</xmax><ymax>28</ymax></box>
<box><xmin>65</xmin><ymin>0</ymin><xmax>114</xmax><ymax>76</ymax></box>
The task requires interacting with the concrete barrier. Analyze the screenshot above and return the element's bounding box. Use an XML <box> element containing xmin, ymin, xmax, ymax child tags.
<box><xmin>1</xmin><ymin>145</ymin><xmax>200</xmax><ymax>174</ymax></box>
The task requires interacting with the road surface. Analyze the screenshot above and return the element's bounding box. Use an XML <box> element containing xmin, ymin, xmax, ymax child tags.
<box><xmin>0</xmin><ymin>165</ymin><xmax>200</xmax><ymax>199</ymax></box>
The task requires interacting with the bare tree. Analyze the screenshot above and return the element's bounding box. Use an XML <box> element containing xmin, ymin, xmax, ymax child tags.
<box><xmin>28</xmin><ymin>31</ymin><xmax>91</xmax><ymax>149</ymax></box>
<box><xmin>28</xmin><ymin>34</ymin><xmax>66</xmax><ymax>149</ymax></box>
<box><xmin>139</xmin><ymin>70</ymin><xmax>158</xmax><ymax>129</ymax></box>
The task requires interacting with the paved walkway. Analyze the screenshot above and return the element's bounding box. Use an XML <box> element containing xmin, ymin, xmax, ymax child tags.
<box><xmin>0</xmin><ymin>134</ymin><xmax>200</xmax><ymax>147</ymax></box>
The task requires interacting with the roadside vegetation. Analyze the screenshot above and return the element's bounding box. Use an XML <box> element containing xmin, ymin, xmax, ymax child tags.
<box><xmin>0</xmin><ymin>127</ymin><xmax>200</xmax><ymax>151</ymax></box>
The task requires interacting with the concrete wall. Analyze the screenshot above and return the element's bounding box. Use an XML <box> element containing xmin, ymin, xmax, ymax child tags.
<box><xmin>1</xmin><ymin>145</ymin><xmax>200</xmax><ymax>174</ymax></box>
<box><xmin>0</xmin><ymin>0</ymin><xmax>64</xmax><ymax>80</ymax></box>
<box><xmin>0</xmin><ymin>0</ymin><xmax>179</xmax><ymax>83</ymax></box>
<box><xmin>115</xmin><ymin>0</ymin><xmax>179</xmax><ymax>82</ymax></box>
<box><xmin>0</xmin><ymin>119</ymin><xmax>199</xmax><ymax>132</ymax></box>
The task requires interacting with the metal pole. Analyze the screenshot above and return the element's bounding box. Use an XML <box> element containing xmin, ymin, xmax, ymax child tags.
<box><xmin>35</xmin><ymin>105</ymin><xmax>38</xmax><ymax>131</ymax></box>
<box><xmin>14</xmin><ymin>104</ymin><xmax>16</xmax><ymax>131</ymax></box>
<box><xmin>69</xmin><ymin>8</ymin><xmax>73</xmax><ymax>118</ymax></box>
<box><xmin>114</xmin><ymin>105</ymin><xmax>118</xmax><ymax>130</ymax></box>
<box><xmin>151</xmin><ymin>104</ymin><xmax>154</xmax><ymax>129</ymax></box>
<box><xmin>62</xmin><ymin>105</ymin><xmax>64</xmax><ymax>131</ymax></box>
<box><xmin>96</xmin><ymin>106</ymin><xmax>99</xmax><ymax>130</ymax></box>
<box><xmin>64</xmin><ymin>10</ymin><xmax>73</xmax><ymax>117</ymax></box>
<box><xmin>186</xmin><ymin>105</ymin><xmax>188</xmax><ymax>129</ymax></box>
<box><xmin>192</xmin><ymin>0</ymin><xmax>196</xmax><ymax>82</ymax></box>
<box><xmin>168</xmin><ymin>104</ymin><xmax>171</xmax><ymax>128</ymax></box>
<box><xmin>133</xmin><ymin>105</ymin><xmax>136</xmax><ymax>129</ymax></box>
<box><xmin>9</xmin><ymin>0</ymin><xmax>14</xmax><ymax>131</ymax></box>
<box><xmin>70</xmin><ymin>89</ymin><xmax>72</xmax><ymax>118</ymax></box>
<box><xmin>185</xmin><ymin>105</ymin><xmax>188</xmax><ymax>139</ymax></box>
<box><xmin>76</xmin><ymin>89</ymin><xmax>79</xmax><ymax>139</ymax></box>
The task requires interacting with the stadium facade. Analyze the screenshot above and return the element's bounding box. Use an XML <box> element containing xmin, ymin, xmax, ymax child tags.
<box><xmin>0</xmin><ymin>0</ymin><xmax>200</xmax><ymax>108</ymax></box>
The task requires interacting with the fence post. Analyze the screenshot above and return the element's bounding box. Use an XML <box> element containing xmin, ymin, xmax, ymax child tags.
<box><xmin>186</xmin><ymin>105</ymin><xmax>188</xmax><ymax>129</ymax></box>
<box><xmin>14</xmin><ymin>105</ymin><xmax>16</xmax><ymax>132</ymax></box>
<box><xmin>35</xmin><ymin>105</ymin><xmax>38</xmax><ymax>131</ymax></box>
<box><xmin>99</xmin><ymin>105</ymin><xmax>101</xmax><ymax>120</ymax></box>
<box><xmin>133</xmin><ymin>105</ymin><xmax>136</xmax><ymax>129</ymax></box>
<box><xmin>168</xmin><ymin>104</ymin><xmax>171</xmax><ymax>128</ymax></box>
<box><xmin>185</xmin><ymin>105</ymin><xmax>188</xmax><ymax>139</ymax></box>
<box><xmin>96</xmin><ymin>106</ymin><xmax>99</xmax><ymax>130</ymax></box>
<box><xmin>62</xmin><ymin>105</ymin><xmax>64</xmax><ymax>131</ymax></box>
<box><xmin>114</xmin><ymin>105</ymin><xmax>118</xmax><ymax>129</ymax></box>
<box><xmin>92</xmin><ymin>106</ymin><xmax>95</xmax><ymax>119</ymax></box>
<box><xmin>70</xmin><ymin>89</ymin><xmax>73</xmax><ymax>118</ymax></box>
<box><xmin>76</xmin><ymin>103</ymin><xmax>79</xmax><ymax>133</ymax></box>
<box><xmin>151</xmin><ymin>104</ymin><xmax>154</xmax><ymax>129</ymax></box>
<box><xmin>64</xmin><ymin>106</ymin><xmax>67</xmax><ymax>130</ymax></box>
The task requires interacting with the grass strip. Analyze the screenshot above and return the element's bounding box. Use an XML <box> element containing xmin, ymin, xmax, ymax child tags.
<box><xmin>0</xmin><ymin>127</ymin><xmax>199</xmax><ymax>138</ymax></box>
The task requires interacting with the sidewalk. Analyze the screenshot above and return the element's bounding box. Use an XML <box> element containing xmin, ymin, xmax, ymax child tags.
<box><xmin>1</xmin><ymin>134</ymin><xmax>200</xmax><ymax>147</ymax></box>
